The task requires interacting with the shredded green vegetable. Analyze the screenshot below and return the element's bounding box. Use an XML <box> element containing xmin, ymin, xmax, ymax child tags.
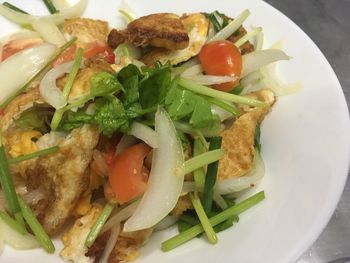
<box><xmin>184</xmin><ymin>149</ymin><xmax>224</xmax><ymax>175</ymax></box>
<box><xmin>9</xmin><ymin>146</ymin><xmax>59</xmax><ymax>164</ymax></box>
<box><xmin>0</xmin><ymin>210</ymin><xmax>27</xmax><ymax>235</ymax></box>
<box><xmin>2</xmin><ymin>2</ymin><xmax>28</xmax><ymax>14</ymax></box>
<box><xmin>85</xmin><ymin>203</ymin><xmax>115</xmax><ymax>247</ymax></box>
<box><xmin>42</xmin><ymin>0</ymin><xmax>58</xmax><ymax>14</ymax></box>
<box><xmin>190</xmin><ymin>193</ymin><xmax>217</xmax><ymax>244</ymax></box>
<box><xmin>18</xmin><ymin>197</ymin><xmax>55</xmax><ymax>253</ymax></box>
<box><xmin>161</xmin><ymin>191</ymin><xmax>265</xmax><ymax>251</ymax></box>
<box><xmin>177</xmin><ymin>78</ymin><xmax>268</xmax><ymax>108</ymax></box>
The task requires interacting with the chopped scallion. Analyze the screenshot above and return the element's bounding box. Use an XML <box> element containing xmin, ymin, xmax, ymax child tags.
<box><xmin>2</xmin><ymin>2</ymin><xmax>28</xmax><ymax>14</ymax></box>
<box><xmin>42</xmin><ymin>0</ymin><xmax>58</xmax><ymax>14</ymax></box>
<box><xmin>85</xmin><ymin>203</ymin><xmax>114</xmax><ymax>247</ymax></box>
<box><xmin>18</xmin><ymin>197</ymin><xmax>55</xmax><ymax>253</ymax></box>
<box><xmin>178</xmin><ymin>78</ymin><xmax>268</xmax><ymax>108</ymax></box>
<box><xmin>203</xmin><ymin>137</ymin><xmax>222</xmax><ymax>214</ymax></box>
<box><xmin>0</xmin><ymin>210</ymin><xmax>27</xmax><ymax>235</ymax></box>
<box><xmin>190</xmin><ymin>192</ymin><xmax>217</xmax><ymax>244</ymax></box>
<box><xmin>183</xmin><ymin>149</ymin><xmax>224</xmax><ymax>175</ymax></box>
<box><xmin>9</xmin><ymin>146</ymin><xmax>59</xmax><ymax>164</ymax></box>
<box><xmin>161</xmin><ymin>191</ymin><xmax>265</xmax><ymax>251</ymax></box>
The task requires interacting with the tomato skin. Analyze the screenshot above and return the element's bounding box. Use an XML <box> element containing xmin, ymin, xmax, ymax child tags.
<box><xmin>1</xmin><ymin>38</ymin><xmax>42</xmax><ymax>61</ymax></box>
<box><xmin>108</xmin><ymin>143</ymin><xmax>151</xmax><ymax>204</ymax></box>
<box><xmin>53</xmin><ymin>41</ymin><xmax>115</xmax><ymax>66</ymax></box>
<box><xmin>199</xmin><ymin>40</ymin><xmax>242</xmax><ymax>91</ymax></box>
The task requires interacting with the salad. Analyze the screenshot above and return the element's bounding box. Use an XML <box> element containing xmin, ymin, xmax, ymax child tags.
<box><xmin>0</xmin><ymin>0</ymin><xmax>297</xmax><ymax>262</ymax></box>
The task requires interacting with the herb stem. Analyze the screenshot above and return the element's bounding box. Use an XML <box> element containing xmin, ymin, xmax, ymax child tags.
<box><xmin>9</xmin><ymin>146</ymin><xmax>59</xmax><ymax>164</ymax></box>
<box><xmin>0</xmin><ymin>134</ymin><xmax>21</xmax><ymax>217</ymax></box>
<box><xmin>161</xmin><ymin>191</ymin><xmax>265</xmax><ymax>251</ymax></box>
<box><xmin>2</xmin><ymin>2</ymin><xmax>28</xmax><ymax>14</ymax></box>
<box><xmin>85</xmin><ymin>203</ymin><xmax>114</xmax><ymax>247</ymax></box>
<box><xmin>206</xmin><ymin>96</ymin><xmax>240</xmax><ymax>116</ymax></box>
<box><xmin>62</xmin><ymin>48</ymin><xmax>84</xmax><ymax>99</ymax></box>
<box><xmin>18</xmin><ymin>197</ymin><xmax>55</xmax><ymax>253</ymax></box>
<box><xmin>235</xmin><ymin>27</ymin><xmax>262</xmax><ymax>48</ymax></box>
<box><xmin>193</xmin><ymin>138</ymin><xmax>206</xmax><ymax>191</ymax></box>
<box><xmin>0</xmin><ymin>210</ymin><xmax>27</xmax><ymax>235</ymax></box>
<box><xmin>184</xmin><ymin>149</ymin><xmax>224</xmax><ymax>175</ymax></box>
<box><xmin>203</xmin><ymin>136</ymin><xmax>222</xmax><ymax>214</ymax></box>
<box><xmin>178</xmin><ymin>78</ymin><xmax>268</xmax><ymax>108</ymax></box>
<box><xmin>42</xmin><ymin>0</ymin><xmax>58</xmax><ymax>14</ymax></box>
<box><xmin>190</xmin><ymin>192</ymin><xmax>217</xmax><ymax>244</ymax></box>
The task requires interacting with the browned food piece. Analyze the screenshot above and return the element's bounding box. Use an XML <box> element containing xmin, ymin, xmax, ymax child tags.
<box><xmin>1</xmin><ymin>87</ymin><xmax>42</xmax><ymax>133</ymax></box>
<box><xmin>56</xmin><ymin>57</ymin><xmax>114</xmax><ymax>102</ymax></box>
<box><xmin>108</xmin><ymin>13</ymin><xmax>189</xmax><ymax>50</ymax></box>
<box><xmin>218</xmin><ymin>89</ymin><xmax>275</xmax><ymax>180</ymax></box>
<box><xmin>24</xmin><ymin>125</ymin><xmax>99</xmax><ymax>234</ymax></box>
<box><xmin>87</xmin><ymin>227</ymin><xmax>154</xmax><ymax>262</ymax></box>
<box><xmin>227</xmin><ymin>25</ymin><xmax>254</xmax><ymax>55</ymax></box>
<box><xmin>141</xmin><ymin>13</ymin><xmax>209</xmax><ymax>66</ymax></box>
<box><xmin>63</xmin><ymin>18</ymin><xmax>110</xmax><ymax>48</ymax></box>
<box><xmin>171</xmin><ymin>194</ymin><xmax>192</xmax><ymax>216</ymax></box>
<box><xmin>60</xmin><ymin>203</ymin><xmax>103</xmax><ymax>263</ymax></box>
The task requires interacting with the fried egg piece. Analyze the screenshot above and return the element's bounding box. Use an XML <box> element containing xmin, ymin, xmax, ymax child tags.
<box><xmin>141</xmin><ymin>13</ymin><xmax>209</xmax><ymax>66</ymax></box>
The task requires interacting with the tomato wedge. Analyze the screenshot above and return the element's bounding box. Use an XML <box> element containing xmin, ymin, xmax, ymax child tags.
<box><xmin>1</xmin><ymin>38</ymin><xmax>42</xmax><ymax>62</ymax></box>
<box><xmin>53</xmin><ymin>41</ymin><xmax>115</xmax><ymax>66</ymax></box>
<box><xmin>199</xmin><ymin>40</ymin><xmax>242</xmax><ymax>91</ymax></box>
<box><xmin>108</xmin><ymin>143</ymin><xmax>151</xmax><ymax>204</ymax></box>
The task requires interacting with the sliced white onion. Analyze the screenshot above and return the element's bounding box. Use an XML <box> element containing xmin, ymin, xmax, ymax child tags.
<box><xmin>260</xmin><ymin>60</ymin><xmax>302</xmax><ymax>96</ymax></box>
<box><xmin>0</xmin><ymin>43</ymin><xmax>56</xmax><ymax>106</ymax></box>
<box><xmin>115</xmin><ymin>135</ymin><xmax>139</xmax><ymax>155</ymax></box>
<box><xmin>0</xmin><ymin>225</ymin><xmax>3</xmax><ymax>255</ymax></box>
<box><xmin>182</xmin><ymin>74</ymin><xmax>236</xmax><ymax>86</ymax></box>
<box><xmin>181</xmin><ymin>64</ymin><xmax>203</xmax><ymax>77</ymax></box>
<box><xmin>154</xmin><ymin>215</ymin><xmax>179</xmax><ymax>231</ymax></box>
<box><xmin>0</xmin><ymin>31</ymin><xmax>41</xmax><ymax>48</ymax></box>
<box><xmin>101</xmin><ymin>200</ymin><xmax>139</xmax><ymax>233</ymax></box>
<box><xmin>0</xmin><ymin>43</ymin><xmax>2</xmax><ymax>62</ymax></box>
<box><xmin>0</xmin><ymin>0</ymin><xmax>87</xmax><ymax>25</ymax></box>
<box><xmin>242</xmin><ymin>49</ymin><xmax>290</xmax><ymax>77</ymax></box>
<box><xmin>215</xmin><ymin>150</ymin><xmax>265</xmax><ymax>194</ymax></box>
<box><xmin>208</xmin><ymin>9</ymin><xmax>250</xmax><ymax>42</ymax></box>
<box><xmin>32</xmin><ymin>18</ymin><xmax>66</xmax><ymax>46</ymax></box>
<box><xmin>0</xmin><ymin>218</ymin><xmax>40</xmax><ymax>250</ymax></box>
<box><xmin>52</xmin><ymin>0</ymin><xmax>71</xmax><ymax>10</ymax></box>
<box><xmin>129</xmin><ymin>122</ymin><xmax>159</xmax><ymax>149</ymax></box>
<box><xmin>182</xmin><ymin>181</ymin><xmax>196</xmax><ymax>194</ymax></box>
<box><xmin>123</xmin><ymin>108</ymin><xmax>185</xmax><ymax>232</ymax></box>
<box><xmin>39</xmin><ymin>61</ymin><xmax>74</xmax><ymax>109</ymax></box>
<box><xmin>100</xmin><ymin>223</ymin><xmax>120</xmax><ymax>263</ymax></box>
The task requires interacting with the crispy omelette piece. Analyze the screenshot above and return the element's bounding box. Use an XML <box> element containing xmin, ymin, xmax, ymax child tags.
<box><xmin>141</xmin><ymin>13</ymin><xmax>209</xmax><ymax>66</ymax></box>
<box><xmin>218</xmin><ymin>89</ymin><xmax>275</xmax><ymax>180</ymax></box>
<box><xmin>108</xmin><ymin>13</ymin><xmax>189</xmax><ymax>50</ymax></box>
<box><xmin>57</xmin><ymin>57</ymin><xmax>114</xmax><ymax>102</ymax></box>
<box><xmin>86</xmin><ymin>226</ymin><xmax>154</xmax><ymax>263</ymax></box>
<box><xmin>25</xmin><ymin>125</ymin><xmax>99</xmax><ymax>234</ymax></box>
<box><xmin>63</xmin><ymin>18</ymin><xmax>110</xmax><ymax>48</ymax></box>
<box><xmin>61</xmin><ymin>203</ymin><xmax>103</xmax><ymax>263</ymax></box>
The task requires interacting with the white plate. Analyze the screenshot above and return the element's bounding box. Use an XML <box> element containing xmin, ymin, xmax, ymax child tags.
<box><xmin>1</xmin><ymin>0</ymin><xmax>350</xmax><ymax>262</ymax></box>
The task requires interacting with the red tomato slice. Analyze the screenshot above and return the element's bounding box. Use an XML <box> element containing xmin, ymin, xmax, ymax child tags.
<box><xmin>84</xmin><ymin>41</ymin><xmax>115</xmax><ymax>64</ymax></box>
<box><xmin>53</xmin><ymin>44</ymin><xmax>77</xmax><ymax>66</ymax></box>
<box><xmin>1</xmin><ymin>38</ymin><xmax>42</xmax><ymax>62</ymax></box>
<box><xmin>108</xmin><ymin>143</ymin><xmax>151</xmax><ymax>204</ymax></box>
<box><xmin>199</xmin><ymin>40</ymin><xmax>242</xmax><ymax>91</ymax></box>
<box><xmin>53</xmin><ymin>41</ymin><xmax>115</xmax><ymax>66</ymax></box>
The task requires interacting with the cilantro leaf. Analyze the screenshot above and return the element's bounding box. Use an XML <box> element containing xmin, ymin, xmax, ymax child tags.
<box><xmin>90</xmin><ymin>72</ymin><xmax>124</xmax><ymax>97</ymax></box>
<box><xmin>60</xmin><ymin>111</ymin><xmax>93</xmax><ymax>132</ymax></box>
<box><xmin>139</xmin><ymin>65</ymin><xmax>171</xmax><ymax>108</ymax></box>
<box><xmin>93</xmin><ymin>96</ymin><xmax>130</xmax><ymax>137</ymax></box>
